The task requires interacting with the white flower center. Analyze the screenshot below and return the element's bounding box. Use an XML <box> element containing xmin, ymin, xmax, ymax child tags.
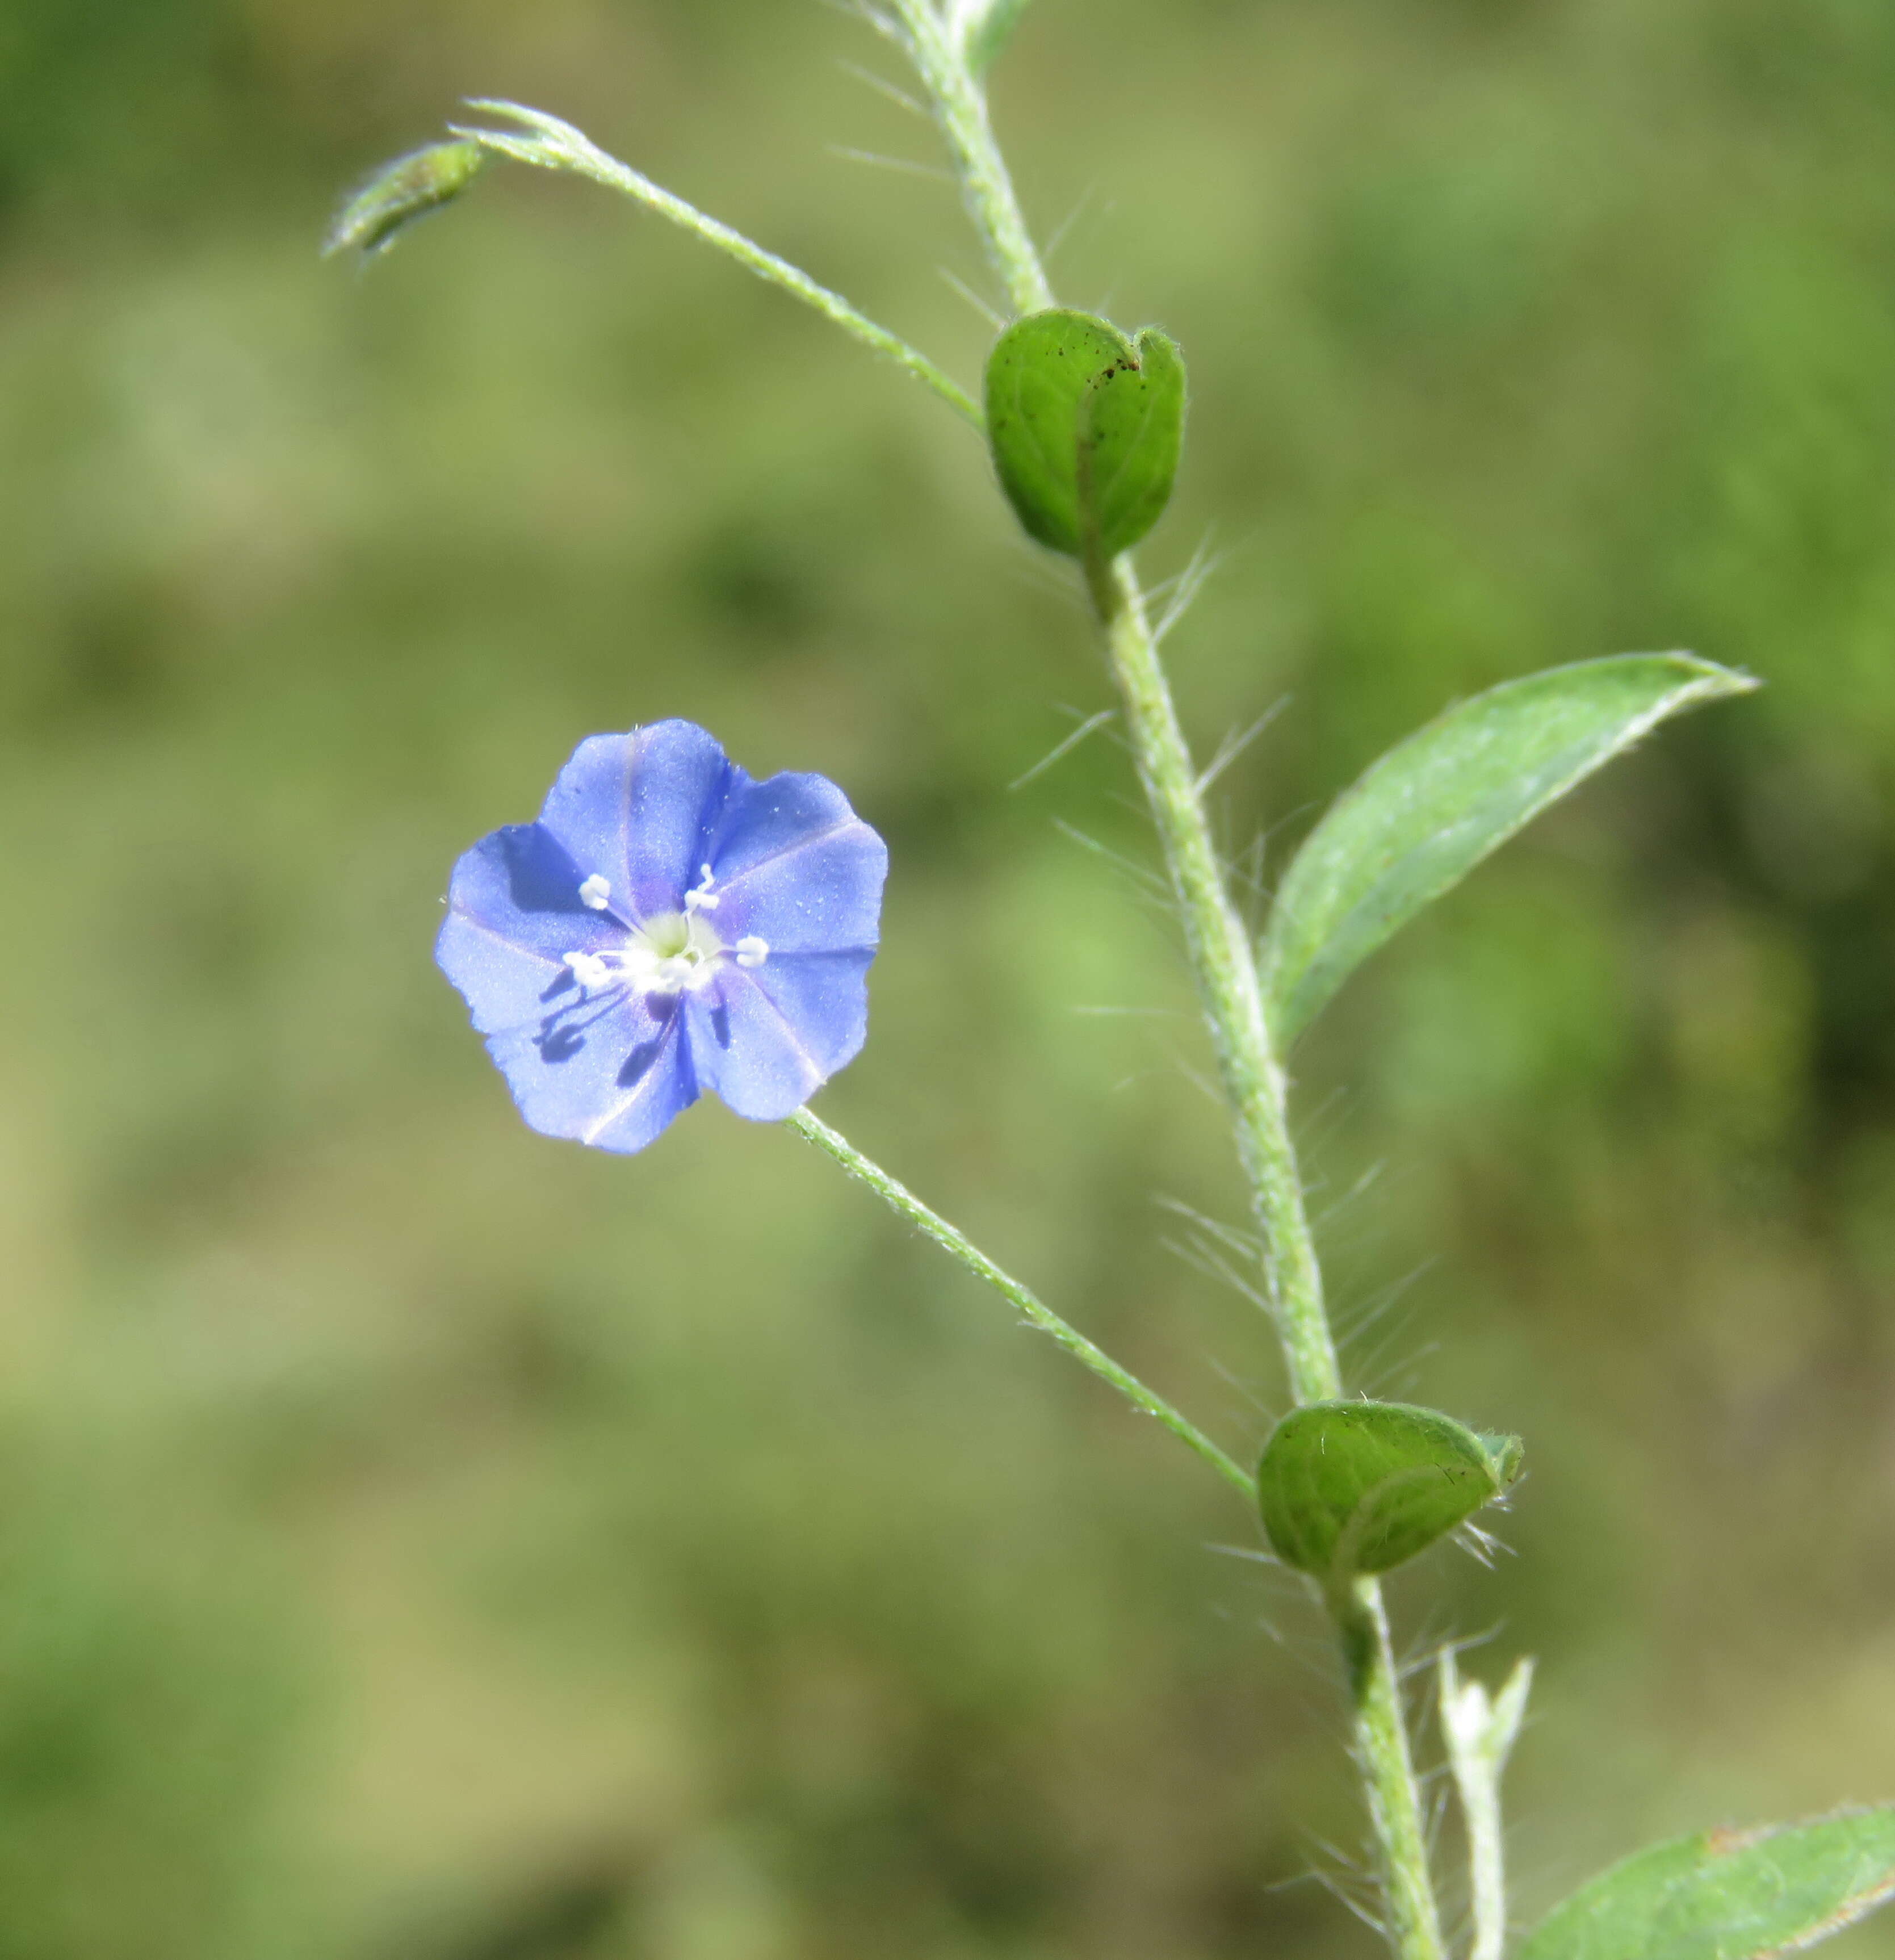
<box><xmin>563</xmin><ymin>867</ymin><xmax>769</xmax><ymax>998</ymax></box>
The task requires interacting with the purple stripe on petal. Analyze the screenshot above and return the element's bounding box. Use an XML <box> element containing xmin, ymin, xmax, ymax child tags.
<box><xmin>537</xmin><ymin>727</ymin><xmax>747</xmax><ymax>923</ymax></box>
<box><xmin>438</xmin><ymin>827</ymin><xmax>622</xmax><ymax>1035</ymax></box>
<box><xmin>484</xmin><ymin>987</ymin><xmax>699</xmax><ymax>1150</ymax></box>
<box><xmin>582</xmin><ymin>1013</ymin><xmax>701</xmax><ymax>1154</ymax></box>
<box><xmin>535</xmin><ymin>735</ymin><xmax>643</xmax><ymax>910</ymax></box>
<box><xmin>709</xmin><ymin>771</ymin><xmax>859</xmax><ymax>881</ymax></box>
<box><xmin>685</xmin><ymin>968</ymin><xmax>828</xmax><ymax>1121</ymax></box>
<box><xmin>446</xmin><ymin>826</ymin><xmax>617</xmax><ymax>952</ymax></box>
<box><xmin>538</xmin><ymin>721</ymin><xmax>747</xmax><ymax>922</ymax></box>
<box><xmin>619</xmin><ymin>721</ymin><xmax>747</xmax><ymax>918</ymax></box>
<box><xmin>437</xmin><ymin>912</ymin><xmax>571</xmax><ymax>1038</ymax></box>
<box><xmin>711</xmin><ymin>774</ymin><xmax>887</xmax><ymax>954</ymax></box>
<box><xmin>714</xmin><ymin>827</ymin><xmax>886</xmax><ymax>954</ymax></box>
<box><xmin>740</xmin><ymin>949</ymin><xmax>875</xmax><ymax>1077</ymax></box>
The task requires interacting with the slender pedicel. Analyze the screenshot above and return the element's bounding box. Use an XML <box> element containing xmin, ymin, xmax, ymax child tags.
<box><xmin>789</xmin><ymin>1108</ymin><xmax>1254</xmax><ymax>1501</ymax></box>
<box><xmin>450</xmin><ymin>100</ymin><xmax>983</xmax><ymax>428</ymax></box>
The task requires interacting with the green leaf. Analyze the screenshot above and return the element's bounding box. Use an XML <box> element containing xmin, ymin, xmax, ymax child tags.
<box><xmin>965</xmin><ymin>0</ymin><xmax>1034</xmax><ymax>71</ymax></box>
<box><xmin>984</xmin><ymin>309</ymin><xmax>1186</xmax><ymax>563</ymax></box>
<box><xmin>1520</xmin><ymin>1810</ymin><xmax>1895</xmax><ymax>1960</ymax></box>
<box><xmin>1259</xmin><ymin>653</ymin><xmax>1757</xmax><ymax>1045</ymax></box>
<box><xmin>324</xmin><ymin>140</ymin><xmax>488</xmax><ymax>259</ymax></box>
<box><xmin>1256</xmin><ymin>1401</ymin><xmax>1521</xmax><ymax>1587</ymax></box>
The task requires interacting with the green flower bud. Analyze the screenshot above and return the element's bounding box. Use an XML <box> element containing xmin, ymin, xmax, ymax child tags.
<box><xmin>323</xmin><ymin>139</ymin><xmax>488</xmax><ymax>259</ymax></box>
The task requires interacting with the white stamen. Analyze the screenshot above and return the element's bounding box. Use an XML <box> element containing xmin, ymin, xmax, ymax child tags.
<box><xmin>578</xmin><ymin>874</ymin><xmax>611</xmax><ymax>910</ymax></box>
<box><xmin>683</xmin><ymin>863</ymin><xmax>721</xmax><ymax>914</ymax></box>
<box><xmin>562</xmin><ymin>899</ymin><xmax>754</xmax><ymax>1002</ymax></box>
<box><xmin>564</xmin><ymin>950</ymin><xmax>614</xmax><ymax>990</ymax></box>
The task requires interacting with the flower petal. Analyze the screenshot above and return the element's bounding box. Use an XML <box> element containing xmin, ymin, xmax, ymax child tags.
<box><xmin>437</xmin><ymin>825</ymin><xmax>620</xmax><ymax>1033</ymax></box>
<box><xmin>684</xmin><ymin>970</ymin><xmax>822</xmax><ymax>1122</ymax></box>
<box><xmin>685</xmin><ymin>950</ymin><xmax>874</xmax><ymax>1121</ymax></box>
<box><xmin>538</xmin><ymin>723</ymin><xmax>743</xmax><ymax>923</ymax></box>
<box><xmin>748</xmin><ymin>950</ymin><xmax>877</xmax><ymax>1076</ymax></box>
<box><xmin>484</xmin><ymin>988</ymin><xmax>700</xmax><ymax>1152</ymax></box>
<box><xmin>709</xmin><ymin>772</ymin><xmax>888</xmax><ymax>954</ymax></box>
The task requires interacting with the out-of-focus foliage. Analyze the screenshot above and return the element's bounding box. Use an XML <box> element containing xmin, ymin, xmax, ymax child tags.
<box><xmin>1521</xmin><ymin>1810</ymin><xmax>1895</xmax><ymax>1960</ymax></box>
<box><xmin>2</xmin><ymin>0</ymin><xmax>1893</xmax><ymax>1955</ymax></box>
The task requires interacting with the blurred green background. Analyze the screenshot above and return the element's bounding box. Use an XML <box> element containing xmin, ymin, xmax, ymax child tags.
<box><xmin>3</xmin><ymin>0</ymin><xmax>1894</xmax><ymax>1953</ymax></box>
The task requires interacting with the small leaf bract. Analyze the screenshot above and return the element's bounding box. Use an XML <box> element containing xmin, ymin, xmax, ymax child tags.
<box><xmin>985</xmin><ymin>308</ymin><xmax>1185</xmax><ymax>564</ymax></box>
<box><xmin>1257</xmin><ymin>1400</ymin><xmax>1522</xmax><ymax>1587</ymax></box>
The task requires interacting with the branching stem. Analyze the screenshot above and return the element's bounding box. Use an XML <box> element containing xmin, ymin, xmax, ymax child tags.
<box><xmin>471</xmin><ymin>24</ymin><xmax>1455</xmax><ymax>1954</ymax></box>
<box><xmin>886</xmin><ymin>12</ymin><xmax>1446</xmax><ymax>1957</ymax></box>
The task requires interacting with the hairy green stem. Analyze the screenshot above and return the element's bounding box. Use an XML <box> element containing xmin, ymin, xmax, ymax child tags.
<box><xmin>890</xmin><ymin>17</ymin><xmax>1445</xmax><ymax>1958</ymax></box>
<box><xmin>789</xmin><ymin>1108</ymin><xmax>1254</xmax><ymax>1499</ymax></box>
<box><xmin>1338</xmin><ymin>1583</ymin><xmax>1447</xmax><ymax>1960</ymax></box>
<box><xmin>451</xmin><ymin>100</ymin><xmax>982</xmax><ymax>427</ymax></box>
<box><xmin>1092</xmin><ymin>562</ymin><xmax>1340</xmax><ymax>1403</ymax></box>
<box><xmin>887</xmin><ymin>3</ymin><xmax>1051</xmax><ymax>316</ymax></box>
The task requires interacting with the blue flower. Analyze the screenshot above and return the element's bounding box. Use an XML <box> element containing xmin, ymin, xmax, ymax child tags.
<box><xmin>437</xmin><ymin>721</ymin><xmax>887</xmax><ymax>1152</ymax></box>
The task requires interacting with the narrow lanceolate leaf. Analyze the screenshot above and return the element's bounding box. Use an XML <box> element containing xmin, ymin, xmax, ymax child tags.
<box><xmin>1256</xmin><ymin>1401</ymin><xmax>1522</xmax><ymax>1588</ymax></box>
<box><xmin>1520</xmin><ymin>1809</ymin><xmax>1895</xmax><ymax>1960</ymax></box>
<box><xmin>985</xmin><ymin>309</ymin><xmax>1186</xmax><ymax>563</ymax></box>
<box><xmin>1259</xmin><ymin>653</ymin><xmax>1756</xmax><ymax>1045</ymax></box>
